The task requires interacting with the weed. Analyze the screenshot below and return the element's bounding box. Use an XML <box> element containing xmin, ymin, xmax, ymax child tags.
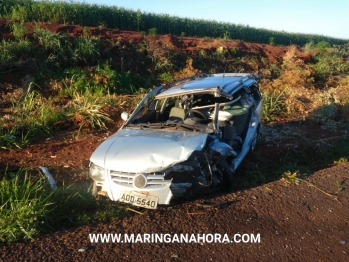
<box><xmin>0</xmin><ymin>171</ymin><xmax>55</xmax><ymax>243</ymax></box>
<box><xmin>61</xmin><ymin>64</ymin><xmax>149</xmax><ymax>95</ymax></box>
<box><xmin>67</xmin><ymin>92</ymin><xmax>112</xmax><ymax>129</ymax></box>
<box><xmin>228</xmin><ymin>47</ymin><xmax>239</xmax><ymax>56</ymax></box>
<box><xmin>33</xmin><ymin>26</ymin><xmax>70</xmax><ymax>68</ymax></box>
<box><xmin>98</xmin><ymin>21</ymin><xmax>107</xmax><ymax>29</ymax></box>
<box><xmin>281</xmin><ymin>170</ymin><xmax>303</xmax><ymax>184</ymax></box>
<box><xmin>336</xmin><ymin>180</ymin><xmax>348</xmax><ymax>193</ymax></box>
<box><xmin>262</xmin><ymin>88</ymin><xmax>288</xmax><ymax>121</ymax></box>
<box><xmin>304</xmin><ymin>41</ymin><xmax>316</xmax><ymax>53</ymax></box>
<box><xmin>140</xmin><ymin>31</ymin><xmax>146</xmax><ymax>38</ymax></box>
<box><xmin>223</xmin><ymin>31</ymin><xmax>230</xmax><ymax>40</ymax></box>
<box><xmin>0</xmin><ymin>38</ymin><xmax>31</xmax><ymax>66</ymax></box>
<box><xmin>72</xmin><ymin>36</ymin><xmax>100</xmax><ymax>65</ymax></box>
<box><xmin>0</xmin><ymin>128</ymin><xmax>29</xmax><ymax>149</ymax></box>
<box><xmin>334</xmin><ymin>157</ymin><xmax>348</xmax><ymax>165</ymax></box>
<box><xmin>103</xmin><ymin>94</ymin><xmax>119</xmax><ymax>106</ymax></box>
<box><xmin>0</xmin><ymin>169</ymin><xmax>128</xmax><ymax>244</ymax></box>
<box><xmin>316</xmin><ymin>41</ymin><xmax>330</xmax><ymax>51</ymax></box>
<box><xmin>83</xmin><ymin>26</ymin><xmax>89</xmax><ymax>34</ymax></box>
<box><xmin>148</xmin><ymin>27</ymin><xmax>157</xmax><ymax>37</ymax></box>
<box><xmin>9</xmin><ymin>22</ymin><xmax>28</xmax><ymax>38</ymax></box>
<box><xmin>158</xmin><ymin>72</ymin><xmax>173</xmax><ymax>82</ymax></box>
<box><xmin>312</xmin><ymin>54</ymin><xmax>342</xmax><ymax>78</ymax></box>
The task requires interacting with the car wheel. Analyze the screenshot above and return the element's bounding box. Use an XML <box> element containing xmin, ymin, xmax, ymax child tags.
<box><xmin>218</xmin><ymin>158</ymin><xmax>234</xmax><ymax>191</ymax></box>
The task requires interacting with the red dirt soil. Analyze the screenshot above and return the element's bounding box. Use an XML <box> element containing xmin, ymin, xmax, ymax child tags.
<box><xmin>0</xmin><ymin>20</ymin><xmax>348</xmax><ymax>262</ymax></box>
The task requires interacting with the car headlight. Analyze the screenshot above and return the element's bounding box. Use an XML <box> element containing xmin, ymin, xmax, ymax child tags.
<box><xmin>89</xmin><ymin>163</ymin><xmax>105</xmax><ymax>182</ymax></box>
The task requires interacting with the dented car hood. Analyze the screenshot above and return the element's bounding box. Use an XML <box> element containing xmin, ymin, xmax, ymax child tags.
<box><xmin>90</xmin><ymin>128</ymin><xmax>208</xmax><ymax>173</ymax></box>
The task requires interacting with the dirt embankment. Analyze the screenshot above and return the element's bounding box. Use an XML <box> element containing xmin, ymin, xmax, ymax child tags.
<box><xmin>0</xmin><ymin>19</ymin><xmax>348</xmax><ymax>262</ymax></box>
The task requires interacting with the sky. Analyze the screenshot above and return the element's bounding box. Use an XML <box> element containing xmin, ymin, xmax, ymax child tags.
<box><xmin>80</xmin><ymin>0</ymin><xmax>349</xmax><ymax>39</ymax></box>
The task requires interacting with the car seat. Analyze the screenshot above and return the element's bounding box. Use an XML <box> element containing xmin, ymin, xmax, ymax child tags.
<box><xmin>168</xmin><ymin>100</ymin><xmax>186</xmax><ymax>121</ymax></box>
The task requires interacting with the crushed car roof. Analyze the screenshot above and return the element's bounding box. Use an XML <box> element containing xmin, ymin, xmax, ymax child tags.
<box><xmin>156</xmin><ymin>73</ymin><xmax>258</xmax><ymax>98</ymax></box>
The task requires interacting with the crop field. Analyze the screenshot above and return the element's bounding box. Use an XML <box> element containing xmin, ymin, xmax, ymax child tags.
<box><xmin>0</xmin><ymin>1</ymin><xmax>349</xmax><ymax>261</ymax></box>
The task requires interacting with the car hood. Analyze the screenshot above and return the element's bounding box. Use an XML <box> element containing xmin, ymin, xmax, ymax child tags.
<box><xmin>90</xmin><ymin>128</ymin><xmax>208</xmax><ymax>173</ymax></box>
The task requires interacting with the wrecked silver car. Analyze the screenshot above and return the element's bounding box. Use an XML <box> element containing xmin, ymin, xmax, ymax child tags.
<box><xmin>89</xmin><ymin>73</ymin><xmax>262</xmax><ymax>209</ymax></box>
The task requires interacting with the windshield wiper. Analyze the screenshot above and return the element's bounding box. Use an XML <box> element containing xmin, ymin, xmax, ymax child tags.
<box><xmin>127</xmin><ymin>122</ymin><xmax>207</xmax><ymax>132</ymax></box>
<box><xmin>127</xmin><ymin>122</ymin><xmax>173</xmax><ymax>129</ymax></box>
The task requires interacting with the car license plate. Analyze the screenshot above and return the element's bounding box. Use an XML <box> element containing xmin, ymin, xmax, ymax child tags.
<box><xmin>119</xmin><ymin>190</ymin><xmax>158</xmax><ymax>209</ymax></box>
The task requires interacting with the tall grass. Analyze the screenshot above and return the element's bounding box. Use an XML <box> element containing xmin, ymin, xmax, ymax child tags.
<box><xmin>0</xmin><ymin>80</ymin><xmax>115</xmax><ymax>148</ymax></box>
<box><xmin>67</xmin><ymin>91</ymin><xmax>112</xmax><ymax>130</ymax></box>
<box><xmin>0</xmin><ymin>169</ymin><xmax>127</xmax><ymax>244</ymax></box>
<box><xmin>0</xmin><ymin>129</ymin><xmax>29</xmax><ymax>149</ymax></box>
<box><xmin>262</xmin><ymin>89</ymin><xmax>288</xmax><ymax>121</ymax></box>
<box><xmin>0</xmin><ymin>38</ymin><xmax>31</xmax><ymax>65</ymax></box>
<box><xmin>0</xmin><ymin>172</ymin><xmax>55</xmax><ymax>243</ymax></box>
<box><xmin>10</xmin><ymin>83</ymin><xmax>64</xmax><ymax>137</ymax></box>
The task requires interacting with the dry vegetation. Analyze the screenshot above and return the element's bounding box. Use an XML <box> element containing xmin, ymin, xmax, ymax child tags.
<box><xmin>0</xmin><ymin>3</ymin><xmax>349</xmax><ymax>252</ymax></box>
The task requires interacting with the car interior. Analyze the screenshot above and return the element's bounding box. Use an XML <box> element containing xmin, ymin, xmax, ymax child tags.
<box><xmin>131</xmin><ymin>84</ymin><xmax>261</xmax><ymax>152</ymax></box>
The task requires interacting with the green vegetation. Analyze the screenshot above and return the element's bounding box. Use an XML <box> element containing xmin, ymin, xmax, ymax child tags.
<box><xmin>0</xmin><ymin>129</ymin><xmax>28</xmax><ymax>149</ymax></box>
<box><xmin>0</xmin><ymin>169</ymin><xmax>128</xmax><ymax>244</ymax></box>
<box><xmin>261</xmin><ymin>88</ymin><xmax>288</xmax><ymax>121</ymax></box>
<box><xmin>0</xmin><ymin>1</ymin><xmax>349</xmax><ymax>246</ymax></box>
<box><xmin>0</xmin><ymin>21</ymin><xmax>348</xmax><ymax>147</ymax></box>
<box><xmin>1</xmin><ymin>0</ymin><xmax>348</xmax><ymax>46</ymax></box>
<box><xmin>268</xmin><ymin>37</ymin><xmax>275</xmax><ymax>46</ymax></box>
<box><xmin>5</xmin><ymin>80</ymin><xmax>123</xmax><ymax>143</ymax></box>
<box><xmin>148</xmin><ymin>27</ymin><xmax>157</xmax><ymax>37</ymax></box>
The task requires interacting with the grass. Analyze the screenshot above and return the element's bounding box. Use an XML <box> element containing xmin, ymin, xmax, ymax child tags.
<box><xmin>0</xmin><ymin>171</ymin><xmax>55</xmax><ymax>243</ymax></box>
<box><xmin>0</xmin><ymin>169</ymin><xmax>128</xmax><ymax>244</ymax></box>
<box><xmin>67</xmin><ymin>91</ymin><xmax>112</xmax><ymax>130</ymax></box>
<box><xmin>234</xmin><ymin>137</ymin><xmax>349</xmax><ymax>189</ymax></box>
<box><xmin>261</xmin><ymin>88</ymin><xmax>288</xmax><ymax>121</ymax></box>
<box><xmin>9</xmin><ymin>84</ymin><xmax>65</xmax><ymax>138</ymax></box>
<box><xmin>9</xmin><ymin>22</ymin><xmax>28</xmax><ymax>39</ymax></box>
<box><xmin>0</xmin><ymin>13</ymin><xmax>349</xmax><ymax>245</ymax></box>
<box><xmin>0</xmin><ymin>128</ymin><xmax>29</xmax><ymax>149</ymax></box>
<box><xmin>0</xmin><ymin>38</ymin><xmax>32</xmax><ymax>66</ymax></box>
<box><xmin>333</xmin><ymin>157</ymin><xmax>348</xmax><ymax>165</ymax></box>
<box><xmin>281</xmin><ymin>171</ymin><xmax>303</xmax><ymax>184</ymax></box>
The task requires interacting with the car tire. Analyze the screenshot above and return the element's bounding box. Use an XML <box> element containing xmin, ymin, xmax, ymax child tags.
<box><xmin>218</xmin><ymin>158</ymin><xmax>234</xmax><ymax>191</ymax></box>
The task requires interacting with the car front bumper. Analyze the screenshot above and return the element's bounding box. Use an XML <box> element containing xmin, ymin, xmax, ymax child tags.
<box><xmin>94</xmin><ymin>169</ymin><xmax>174</xmax><ymax>208</ymax></box>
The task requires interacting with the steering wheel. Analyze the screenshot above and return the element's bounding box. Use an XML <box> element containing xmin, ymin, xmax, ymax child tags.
<box><xmin>185</xmin><ymin>109</ymin><xmax>208</xmax><ymax>120</ymax></box>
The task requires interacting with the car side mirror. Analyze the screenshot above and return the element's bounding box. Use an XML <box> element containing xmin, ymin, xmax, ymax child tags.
<box><xmin>121</xmin><ymin>112</ymin><xmax>129</xmax><ymax>121</ymax></box>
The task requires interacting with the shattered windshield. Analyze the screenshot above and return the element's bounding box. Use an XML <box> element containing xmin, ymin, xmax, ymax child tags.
<box><xmin>125</xmin><ymin>92</ymin><xmax>236</xmax><ymax>133</ymax></box>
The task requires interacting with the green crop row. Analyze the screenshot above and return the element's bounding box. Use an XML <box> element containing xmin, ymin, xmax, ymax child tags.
<box><xmin>1</xmin><ymin>0</ymin><xmax>348</xmax><ymax>46</ymax></box>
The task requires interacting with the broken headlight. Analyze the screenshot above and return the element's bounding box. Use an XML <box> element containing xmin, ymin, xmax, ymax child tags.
<box><xmin>89</xmin><ymin>163</ymin><xmax>105</xmax><ymax>182</ymax></box>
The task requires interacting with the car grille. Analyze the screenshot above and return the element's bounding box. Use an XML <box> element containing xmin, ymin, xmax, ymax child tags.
<box><xmin>110</xmin><ymin>171</ymin><xmax>172</xmax><ymax>188</ymax></box>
